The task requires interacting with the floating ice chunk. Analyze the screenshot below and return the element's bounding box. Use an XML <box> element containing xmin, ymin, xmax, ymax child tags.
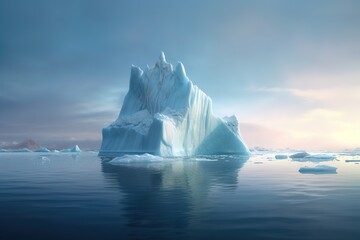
<box><xmin>109</xmin><ymin>153</ymin><xmax>165</xmax><ymax>164</ymax></box>
<box><xmin>345</xmin><ymin>160</ymin><xmax>360</xmax><ymax>163</ymax></box>
<box><xmin>290</xmin><ymin>152</ymin><xmax>310</xmax><ymax>159</ymax></box>
<box><xmin>37</xmin><ymin>156</ymin><xmax>50</xmax><ymax>161</ymax></box>
<box><xmin>193</xmin><ymin>157</ymin><xmax>218</xmax><ymax>162</ymax></box>
<box><xmin>61</xmin><ymin>145</ymin><xmax>81</xmax><ymax>152</ymax></box>
<box><xmin>275</xmin><ymin>154</ymin><xmax>288</xmax><ymax>159</ymax></box>
<box><xmin>299</xmin><ymin>165</ymin><xmax>337</xmax><ymax>174</ymax></box>
<box><xmin>0</xmin><ymin>149</ymin><xmax>8</xmax><ymax>152</ymax></box>
<box><xmin>34</xmin><ymin>147</ymin><xmax>51</xmax><ymax>152</ymax></box>
<box><xmin>304</xmin><ymin>154</ymin><xmax>335</xmax><ymax>161</ymax></box>
<box><xmin>254</xmin><ymin>161</ymin><xmax>263</xmax><ymax>164</ymax></box>
<box><xmin>292</xmin><ymin>154</ymin><xmax>336</xmax><ymax>162</ymax></box>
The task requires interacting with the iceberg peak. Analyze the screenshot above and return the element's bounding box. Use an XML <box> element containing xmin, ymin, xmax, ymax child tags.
<box><xmin>159</xmin><ymin>51</ymin><xmax>167</xmax><ymax>63</ymax></box>
<box><xmin>175</xmin><ymin>62</ymin><xmax>188</xmax><ymax>81</ymax></box>
<box><xmin>155</xmin><ymin>51</ymin><xmax>171</xmax><ymax>73</ymax></box>
<box><xmin>99</xmin><ymin>54</ymin><xmax>249</xmax><ymax>157</ymax></box>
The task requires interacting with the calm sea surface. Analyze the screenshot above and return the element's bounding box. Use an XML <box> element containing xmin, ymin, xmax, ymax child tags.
<box><xmin>0</xmin><ymin>152</ymin><xmax>359</xmax><ymax>240</ymax></box>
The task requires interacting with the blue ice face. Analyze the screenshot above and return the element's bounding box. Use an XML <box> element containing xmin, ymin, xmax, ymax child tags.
<box><xmin>99</xmin><ymin>53</ymin><xmax>249</xmax><ymax>157</ymax></box>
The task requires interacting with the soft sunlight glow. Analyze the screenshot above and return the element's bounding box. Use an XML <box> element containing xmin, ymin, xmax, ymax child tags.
<box><xmin>0</xmin><ymin>1</ymin><xmax>359</xmax><ymax>151</ymax></box>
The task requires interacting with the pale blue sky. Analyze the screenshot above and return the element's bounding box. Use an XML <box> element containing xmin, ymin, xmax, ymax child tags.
<box><xmin>1</xmin><ymin>0</ymin><xmax>359</xmax><ymax>150</ymax></box>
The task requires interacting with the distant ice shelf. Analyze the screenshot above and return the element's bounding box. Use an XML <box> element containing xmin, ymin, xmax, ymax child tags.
<box><xmin>291</xmin><ymin>152</ymin><xmax>336</xmax><ymax>162</ymax></box>
<box><xmin>60</xmin><ymin>145</ymin><xmax>82</xmax><ymax>153</ymax></box>
<box><xmin>99</xmin><ymin>53</ymin><xmax>250</xmax><ymax>157</ymax></box>
<box><xmin>14</xmin><ymin>148</ymin><xmax>32</xmax><ymax>152</ymax></box>
<box><xmin>34</xmin><ymin>147</ymin><xmax>51</xmax><ymax>152</ymax></box>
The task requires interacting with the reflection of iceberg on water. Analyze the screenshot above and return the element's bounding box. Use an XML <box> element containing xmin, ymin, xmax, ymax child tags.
<box><xmin>99</xmin><ymin>53</ymin><xmax>249</xmax><ymax>157</ymax></box>
<box><xmin>101</xmin><ymin>155</ymin><xmax>248</xmax><ymax>236</ymax></box>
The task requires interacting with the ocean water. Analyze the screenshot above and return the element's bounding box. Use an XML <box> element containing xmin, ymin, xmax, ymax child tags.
<box><xmin>0</xmin><ymin>151</ymin><xmax>360</xmax><ymax>240</ymax></box>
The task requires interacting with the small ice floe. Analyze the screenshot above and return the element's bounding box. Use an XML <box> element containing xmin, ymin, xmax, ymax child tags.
<box><xmin>275</xmin><ymin>154</ymin><xmax>288</xmax><ymax>159</ymax></box>
<box><xmin>303</xmin><ymin>154</ymin><xmax>336</xmax><ymax>162</ymax></box>
<box><xmin>339</xmin><ymin>148</ymin><xmax>360</xmax><ymax>156</ymax></box>
<box><xmin>291</xmin><ymin>153</ymin><xmax>336</xmax><ymax>162</ymax></box>
<box><xmin>254</xmin><ymin>161</ymin><xmax>263</xmax><ymax>164</ymax></box>
<box><xmin>109</xmin><ymin>153</ymin><xmax>165</xmax><ymax>165</ymax></box>
<box><xmin>290</xmin><ymin>152</ymin><xmax>310</xmax><ymax>159</ymax></box>
<box><xmin>345</xmin><ymin>160</ymin><xmax>360</xmax><ymax>163</ymax></box>
<box><xmin>299</xmin><ymin>165</ymin><xmax>337</xmax><ymax>174</ymax></box>
<box><xmin>193</xmin><ymin>157</ymin><xmax>218</xmax><ymax>162</ymax></box>
<box><xmin>108</xmin><ymin>153</ymin><xmax>167</xmax><ymax>169</ymax></box>
<box><xmin>0</xmin><ymin>149</ymin><xmax>8</xmax><ymax>152</ymax></box>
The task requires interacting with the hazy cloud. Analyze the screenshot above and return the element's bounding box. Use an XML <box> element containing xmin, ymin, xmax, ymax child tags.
<box><xmin>0</xmin><ymin>0</ymin><xmax>359</xmax><ymax>150</ymax></box>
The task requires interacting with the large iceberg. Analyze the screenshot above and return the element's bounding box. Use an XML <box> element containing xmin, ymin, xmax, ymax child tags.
<box><xmin>99</xmin><ymin>53</ymin><xmax>249</xmax><ymax>157</ymax></box>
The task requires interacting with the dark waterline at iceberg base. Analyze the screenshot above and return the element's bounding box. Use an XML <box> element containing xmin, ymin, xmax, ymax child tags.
<box><xmin>1</xmin><ymin>152</ymin><xmax>360</xmax><ymax>240</ymax></box>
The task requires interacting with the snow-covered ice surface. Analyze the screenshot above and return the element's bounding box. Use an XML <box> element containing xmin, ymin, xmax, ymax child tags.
<box><xmin>108</xmin><ymin>153</ymin><xmax>168</xmax><ymax>169</ymax></box>
<box><xmin>99</xmin><ymin>53</ymin><xmax>249</xmax><ymax>157</ymax></box>
<box><xmin>110</xmin><ymin>153</ymin><xmax>165</xmax><ymax>164</ymax></box>
<box><xmin>106</xmin><ymin>153</ymin><xmax>245</xmax><ymax>168</ymax></box>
